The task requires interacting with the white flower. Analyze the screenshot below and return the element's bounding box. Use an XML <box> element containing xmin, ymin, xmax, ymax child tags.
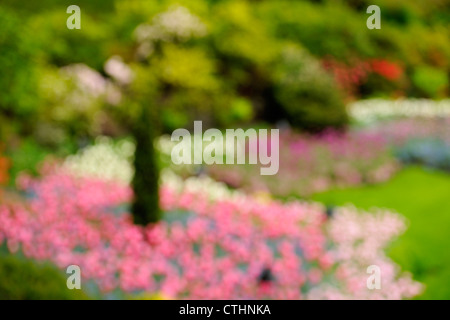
<box><xmin>104</xmin><ymin>56</ymin><xmax>134</xmax><ymax>85</ymax></box>
<box><xmin>134</xmin><ymin>5</ymin><xmax>207</xmax><ymax>44</ymax></box>
<box><xmin>64</xmin><ymin>137</ymin><xmax>240</xmax><ymax>201</ymax></box>
<box><xmin>64</xmin><ymin>137</ymin><xmax>135</xmax><ymax>184</ymax></box>
<box><xmin>155</xmin><ymin>5</ymin><xmax>207</xmax><ymax>40</ymax></box>
<box><xmin>61</xmin><ymin>64</ymin><xmax>107</xmax><ymax>97</ymax></box>
<box><xmin>349</xmin><ymin>99</ymin><xmax>450</xmax><ymax>124</ymax></box>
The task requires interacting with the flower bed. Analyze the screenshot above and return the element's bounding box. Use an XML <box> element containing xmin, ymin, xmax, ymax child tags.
<box><xmin>205</xmin><ymin>130</ymin><xmax>398</xmax><ymax>198</ymax></box>
<box><xmin>0</xmin><ymin>161</ymin><xmax>421</xmax><ymax>299</ymax></box>
<box><xmin>361</xmin><ymin>117</ymin><xmax>450</xmax><ymax>172</ymax></box>
<box><xmin>67</xmin><ymin>130</ymin><xmax>398</xmax><ymax>200</ymax></box>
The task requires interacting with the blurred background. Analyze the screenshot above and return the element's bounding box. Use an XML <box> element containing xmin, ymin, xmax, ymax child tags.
<box><xmin>0</xmin><ymin>0</ymin><xmax>449</xmax><ymax>300</ymax></box>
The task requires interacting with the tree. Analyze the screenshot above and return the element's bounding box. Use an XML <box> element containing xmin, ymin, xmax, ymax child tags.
<box><xmin>131</xmin><ymin>103</ymin><xmax>161</xmax><ymax>225</ymax></box>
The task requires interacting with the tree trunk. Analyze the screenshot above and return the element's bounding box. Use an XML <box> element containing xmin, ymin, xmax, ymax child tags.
<box><xmin>131</xmin><ymin>105</ymin><xmax>161</xmax><ymax>225</ymax></box>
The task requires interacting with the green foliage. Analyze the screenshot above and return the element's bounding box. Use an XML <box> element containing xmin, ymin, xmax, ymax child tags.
<box><xmin>2</xmin><ymin>0</ymin><xmax>448</xmax><ymax>137</ymax></box>
<box><xmin>27</xmin><ymin>10</ymin><xmax>110</xmax><ymax>69</ymax></box>
<box><xmin>259</xmin><ymin>1</ymin><xmax>450</xmax><ymax>83</ymax></box>
<box><xmin>0</xmin><ymin>254</ymin><xmax>88</xmax><ymax>300</ymax></box>
<box><xmin>6</xmin><ymin>138</ymin><xmax>76</xmax><ymax>186</ymax></box>
<box><xmin>0</xmin><ymin>7</ymin><xmax>38</xmax><ymax>118</ymax></box>
<box><xmin>228</xmin><ymin>97</ymin><xmax>254</xmax><ymax>123</ymax></box>
<box><xmin>259</xmin><ymin>1</ymin><xmax>376</xmax><ymax>60</ymax></box>
<box><xmin>36</xmin><ymin>64</ymin><xmax>114</xmax><ymax>146</ymax></box>
<box><xmin>412</xmin><ymin>66</ymin><xmax>448</xmax><ymax>98</ymax></box>
<box><xmin>156</xmin><ymin>45</ymin><xmax>219</xmax><ymax>90</ymax></box>
<box><xmin>7</xmin><ymin>139</ymin><xmax>50</xmax><ymax>184</ymax></box>
<box><xmin>158</xmin><ymin>88</ymin><xmax>237</xmax><ymax>131</ymax></box>
<box><xmin>212</xmin><ymin>1</ymin><xmax>281</xmax><ymax>66</ymax></box>
<box><xmin>273</xmin><ymin>46</ymin><xmax>348</xmax><ymax>131</ymax></box>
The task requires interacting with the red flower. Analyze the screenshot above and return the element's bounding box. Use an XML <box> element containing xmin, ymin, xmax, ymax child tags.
<box><xmin>322</xmin><ymin>58</ymin><xmax>371</xmax><ymax>97</ymax></box>
<box><xmin>370</xmin><ymin>59</ymin><xmax>403</xmax><ymax>81</ymax></box>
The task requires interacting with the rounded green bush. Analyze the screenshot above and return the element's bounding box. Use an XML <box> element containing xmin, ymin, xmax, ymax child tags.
<box><xmin>0</xmin><ymin>255</ymin><xmax>89</xmax><ymax>300</ymax></box>
<box><xmin>273</xmin><ymin>46</ymin><xmax>348</xmax><ymax>132</ymax></box>
<box><xmin>412</xmin><ymin>66</ymin><xmax>448</xmax><ymax>98</ymax></box>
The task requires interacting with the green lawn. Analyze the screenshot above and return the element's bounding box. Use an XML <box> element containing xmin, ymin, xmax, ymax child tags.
<box><xmin>311</xmin><ymin>166</ymin><xmax>450</xmax><ymax>300</ymax></box>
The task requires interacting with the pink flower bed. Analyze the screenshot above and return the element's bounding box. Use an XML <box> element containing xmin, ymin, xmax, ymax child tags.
<box><xmin>208</xmin><ymin>130</ymin><xmax>398</xmax><ymax>197</ymax></box>
<box><xmin>0</xmin><ymin>165</ymin><xmax>421</xmax><ymax>299</ymax></box>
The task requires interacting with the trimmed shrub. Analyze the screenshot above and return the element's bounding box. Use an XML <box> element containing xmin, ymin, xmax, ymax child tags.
<box><xmin>412</xmin><ymin>66</ymin><xmax>448</xmax><ymax>98</ymax></box>
<box><xmin>273</xmin><ymin>46</ymin><xmax>348</xmax><ymax>132</ymax></box>
<box><xmin>0</xmin><ymin>255</ymin><xmax>88</xmax><ymax>300</ymax></box>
